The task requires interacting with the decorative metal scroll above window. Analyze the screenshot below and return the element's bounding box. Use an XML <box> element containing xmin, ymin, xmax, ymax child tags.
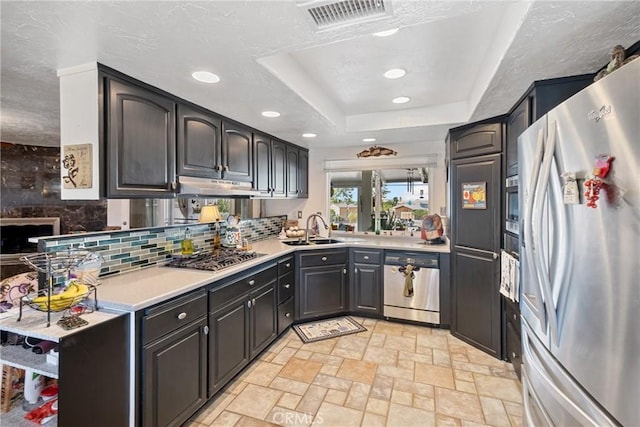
<box><xmin>356</xmin><ymin>146</ymin><xmax>398</xmax><ymax>158</ymax></box>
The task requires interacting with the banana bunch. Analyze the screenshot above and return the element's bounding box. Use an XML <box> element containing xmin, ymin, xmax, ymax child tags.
<box><xmin>31</xmin><ymin>282</ymin><xmax>89</xmax><ymax>311</ymax></box>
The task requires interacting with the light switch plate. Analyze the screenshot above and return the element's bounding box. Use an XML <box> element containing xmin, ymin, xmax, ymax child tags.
<box><xmin>297</xmin><ymin>211</ymin><xmax>302</xmax><ymax>219</ymax></box>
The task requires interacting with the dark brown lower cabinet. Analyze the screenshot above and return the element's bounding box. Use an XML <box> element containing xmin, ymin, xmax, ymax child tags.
<box><xmin>297</xmin><ymin>249</ymin><xmax>348</xmax><ymax>320</ymax></box>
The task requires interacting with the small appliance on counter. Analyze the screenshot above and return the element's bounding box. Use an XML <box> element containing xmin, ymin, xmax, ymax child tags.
<box><xmin>420</xmin><ymin>214</ymin><xmax>446</xmax><ymax>245</ymax></box>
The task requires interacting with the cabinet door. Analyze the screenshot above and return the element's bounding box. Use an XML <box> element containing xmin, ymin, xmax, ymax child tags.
<box><xmin>222</xmin><ymin>122</ymin><xmax>253</xmax><ymax>182</ymax></box>
<box><xmin>271</xmin><ymin>140</ymin><xmax>287</xmax><ymax>197</ymax></box>
<box><xmin>249</xmin><ymin>282</ymin><xmax>277</xmax><ymax>357</ymax></box>
<box><xmin>208</xmin><ymin>297</ymin><xmax>249</xmax><ymax>395</ymax></box>
<box><xmin>177</xmin><ymin>104</ymin><xmax>222</xmax><ymax>178</ymax></box>
<box><xmin>106</xmin><ymin>78</ymin><xmax>176</xmax><ymax>197</ymax></box>
<box><xmin>506</xmin><ymin>98</ymin><xmax>530</xmax><ymax>178</ymax></box>
<box><xmin>351</xmin><ymin>263</ymin><xmax>381</xmax><ymax>314</ymax></box>
<box><xmin>286</xmin><ymin>145</ymin><xmax>299</xmax><ymax>197</ymax></box>
<box><xmin>143</xmin><ymin>317</ymin><xmax>207</xmax><ymax>427</ymax></box>
<box><xmin>450</xmin><ymin>122</ymin><xmax>503</xmax><ymax>160</ymax></box>
<box><xmin>254</xmin><ymin>134</ymin><xmax>272</xmax><ymax>195</ymax></box>
<box><xmin>298</xmin><ymin>149</ymin><xmax>309</xmax><ymax>198</ymax></box>
<box><xmin>298</xmin><ymin>264</ymin><xmax>347</xmax><ymax>320</ymax></box>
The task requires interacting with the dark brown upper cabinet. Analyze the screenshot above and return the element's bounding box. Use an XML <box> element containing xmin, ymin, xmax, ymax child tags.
<box><xmin>449</xmin><ymin>120</ymin><xmax>504</xmax><ymax>160</ymax></box>
<box><xmin>286</xmin><ymin>145</ymin><xmax>299</xmax><ymax>197</ymax></box>
<box><xmin>271</xmin><ymin>140</ymin><xmax>287</xmax><ymax>197</ymax></box>
<box><xmin>177</xmin><ymin>103</ymin><xmax>222</xmax><ymax>179</ymax></box>
<box><xmin>298</xmin><ymin>149</ymin><xmax>309</xmax><ymax>199</ymax></box>
<box><xmin>253</xmin><ymin>133</ymin><xmax>272</xmax><ymax>196</ymax></box>
<box><xmin>105</xmin><ymin>77</ymin><xmax>176</xmax><ymax>198</ymax></box>
<box><xmin>222</xmin><ymin>122</ymin><xmax>253</xmax><ymax>183</ymax></box>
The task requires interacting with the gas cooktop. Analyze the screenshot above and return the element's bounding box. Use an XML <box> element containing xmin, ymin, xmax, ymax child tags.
<box><xmin>166</xmin><ymin>248</ymin><xmax>263</xmax><ymax>271</ymax></box>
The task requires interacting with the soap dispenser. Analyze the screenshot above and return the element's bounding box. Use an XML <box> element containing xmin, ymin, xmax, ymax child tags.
<box><xmin>181</xmin><ymin>228</ymin><xmax>194</xmax><ymax>255</ymax></box>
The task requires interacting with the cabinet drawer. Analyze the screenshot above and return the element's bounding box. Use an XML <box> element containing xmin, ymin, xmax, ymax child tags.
<box><xmin>505</xmin><ymin>298</ymin><xmax>521</xmax><ymax>335</ymax></box>
<box><xmin>299</xmin><ymin>249</ymin><xmax>347</xmax><ymax>268</ymax></box>
<box><xmin>143</xmin><ymin>291</ymin><xmax>207</xmax><ymax>344</ymax></box>
<box><xmin>278</xmin><ymin>296</ymin><xmax>294</xmax><ymax>334</ymax></box>
<box><xmin>352</xmin><ymin>249</ymin><xmax>381</xmax><ymax>264</ymax></box>
<box><xmin>209</xmin><ymin>265</ymin><xmax>277</xmax><ymax>312</ymax></box>
<box><xmin>278</xmin><ymin>271</ymin><xmax>294</xmax><ymax>304</ymax></box>
<box><xmin>278</xmin><ymin>257</ymin><xmax>294</xmax><ymax>276</ymax></box>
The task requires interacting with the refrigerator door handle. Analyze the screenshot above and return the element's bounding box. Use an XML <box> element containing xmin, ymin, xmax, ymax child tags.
<box><xmin>533</xmin><ymin>121</ymin><xmax>560</xmax><ymax>345</ymax></box>
<box><xmin>523</xmin><ymin>128</ymin><xmax>547</xmax><ymax>330</ymax></box>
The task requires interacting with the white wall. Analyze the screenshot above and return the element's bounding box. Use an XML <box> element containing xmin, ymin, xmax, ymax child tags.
<box><xmin>264</xmin><ymin>140</ymin><xmax>447</xmax><ymax>223</ymax></box>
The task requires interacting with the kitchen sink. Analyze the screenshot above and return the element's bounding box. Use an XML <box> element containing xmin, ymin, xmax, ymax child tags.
<box><xmin>282</xmin><ymin>238</ymin><xmax>342</xmax><ymax>246</ymax></box>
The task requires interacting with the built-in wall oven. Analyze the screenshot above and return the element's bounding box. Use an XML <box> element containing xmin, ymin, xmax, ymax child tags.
<box><xmin>504</xmin><ymin>176</ymin><xmax>519</xmax><ymax>255</ymax></box>
<box><xmin>383</xmin><ymin>251</ymin><xmax>440</xmax><ymax>325</ymax></box>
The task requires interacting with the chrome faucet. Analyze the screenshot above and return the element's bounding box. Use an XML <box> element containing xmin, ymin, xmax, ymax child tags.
<box><xmin>305</xmin><ymin>214</ymin><xmax>330</xmax><ymax>244</ymax></box>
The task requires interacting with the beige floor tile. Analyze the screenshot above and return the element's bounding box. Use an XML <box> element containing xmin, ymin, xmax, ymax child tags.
<box><xmin>373</xmin><ymin>322</ymin><xmax>406</xmax><ymax>336</ymax></box>
<box><xmin>460</xmin><ymin>421</ymin><xmax>490</xmax><ymax>427</ymax></box>
<box><xmin>296</xmin><ymin>385</ymin><xmax>328</xmax><ymax>415</ymax></box>
<box><xmin>455</xmin><ymin>380</ymin><xmax>477</xmax><ymax>394</ymax></box>
<box><xmin>415</xmin><ymin>363</ymin><xmax>455</xmax><ymax>389</ymax></box>
<box><xmin>336</xmin><ymin>335</ymin><xmax>370</xmax><ymax>352</ymax></box>
<box><xmin>417</xmin><ymin>334</ymin><xmax>449</xmax><ymax>350</ymax></box>
<box><xmin>259</xmin><ymin>352</ymin><xmax>276</xmax><ymax>363</ymax></box>
<box><xmin>402</xmin><ymin>330</ymin><xmax>418</xmax><ymax>338</ymax></box>
<box><xmin>227</xmin><ymin>380</ymin><xmax>249</xmax><ymax>395</ymax></box>
<box><xmin>244</xmin><ymin>362</ymin><xmax>283</xmax><ymax>387</ymax></box>
<box><xmin>286</xmin><ymin>339</ymin><xmax>304</xmax><ymax>349</ymax></box>
<box><xmin>454</xmin><ymin>369</ymin><xmax>475</xmax><ymax>382</ymax></box>
<box><xmin>433</xmin><ymin>349</ymin><xmax>452</xmax><ymax>366</ymax></box>
<box><xmin>488</xmin><ymin>366</ymin><xmax>519</xmax><ymax>380</ymax></box>
<box><xmin>393</xmin><ymin>378</ymin><xmax>435</xmax><ymax>397</ymax></box>
<box><xmin>211</xmin><ymin>411</ymin><xmax>243</xmax><ymax>427</ymax></box>
<box><xmin>324</xmin><ymin>389</ymin><xmax>348</xmax><ymax>405</ymax></box>
<box><xmin>451</xmin><ymin>352</ymin><xmax>470</xmax><ymax>363</ymax></box>
<box><xmin>193</xmin><ymin>392</ymin><xmax>236</xmax><ymax>424</ymax></box>
<box><xmin>294</xmin><ymin>349</ymin><xmax>313</xmax><ymax>360</ymax></box>
<box><xmin>417</xmin><ymin>345</ymin><xmax>436</xmax><ymax>356</ymax></box>
<box><xmin>467</xmin><ymin>348</ymin><xmax>508</xmax><ymax>368</ymax></box>
<box><xmin>309</xmin><ymin>352</ymin><xmax>344</xmax><ymax>367</ymax></box>
<box><xmin>366</xmin><ymin>398</ymin><xmax>390</xmax><ymax>416</ymax></box>
<box><xmin>278</xmin><ymin>392</ymin><xmax>303</xmax><ymax>410</ymax></box>
<box><xmin>345</xmin><ymin>382</ymin><xmax>372</xmax><ymax>410</ymax></box>
<box><xmin>397</xmin><ymin>359</ymin><xmax>415</xmax><ymax>370</ymax></box>
<box><xmin>399</xmin><ymin>349</ymin><xmax>433</xmax><ymax>364</ymax></box>
<box><xmin>370</xmin><ymin>375</ymin><xmax>395</xmax><ymax>400</ymax></box>
<box><xmin>368</xmin><ymin>332</ymin><xmax>387</xmax><ymax>347</ymax></box>
<box><xmin>269</xmin><ymin>376</ymin><xmax>310</xmax><ymax>396</ymax></box>
<box><xmin>337</xmin><ymin>358</ymin><xmax>378</xmax><ymax>384</ymax></box>
<box><xmin>272</xmin><ymin>347</ymin><xmax>299</xmax><ymax>365</ymax></box>
<box><xmin>319</xmin><ymin>364</ymin><xmax>339</xmax><ymax>376</ymax></box>
<box><xmin>235</xmin><ymin>415</ymin><xmax>279</xmax><ymax>427</ymax></box>
<box><xmin>279</xmin><ymin>357</ymin><xmax>323</xmax><ymax>383</ymax></box>
<box><xmin>390</xmin><ymin>389</ymin><xmax>413</xmax><ymax>406</ymax></box>
<box><xmin>435</xmin><ymin>387</ymin><xmax>484</xmax><ymax>424</ymax></box>
<box><xmin>451</xmin><ymin>360</ymin><xmax>492</xmax><ymax>375</ymax></box>
<box><xmin>331</xmin><ymin>347</ymin><xmax>365</xmax><ymax>360</ymax></box>
<box><xmin>226</xmin><ymin>384</ymin><xmax>283</xmax><ymax>420</ymax></box>
<box><xmin>386</xmin><ymin>402</ymin><xmax>436</xmax><ymax>427</ymax></box>
<box><xmin>413</xmin><ymin>394</ymin><xmax>435</xmax><ymax>412</ymax></box>
<box><xmin>301</xmin><ymin>339</ymin><xmax>336</xmax><ymax>355</ymax></box>
<box><xmin>266</xmin><ymin>407</ymin><xmax>314</xmax><ymax>427</ymax></box>
<box><xmin>509</xmin><ymin>414</ymin><xmax>523</xmax><ymax>427</ymax></box>
<box><xmin>479</xmin><ymin>396</ymin><xmax>511</xmax><ymax>426</ymax></box>
<box><xmin>312</xmin><ymin>373</ymin><xmax>353</xmax><ymax>391</ymax></box>
<box><xmin>362</xmin><ymin>318</ymin><xmax>378</xmax><ymax>327</ymax></box>
<box><xmin>502</xmin><ymin>401</ymin><xmax>523</xmax><ymax>418</ymax></box>
<box><xmin>362</xmin><ymin>412</ymin><xmax>387</xmax><ymax>427</ymax></box>
<box><xmin>313</xmin><ymin>402</ymin><xmax>363</xmax><ymax>427</ymax></box>
<box><xmin>363</xmin><ymin>346</ymin><xmax>398</xmax><ymax>366</ymax></box>
<box><xmin>376</xmin><ymin>365</ymin><xmax>414</xmax><ymax>381</ymax></box>
<box><xmin>384</xmin><ymin>335</ymin><xmax>417</xmax><ymax>352</ymax></box>
<box><xmin>436</xmin><ymin>414</ymin><xmax>462</xmax><ymax>426</ymax></box>
<box><xmin>473</xmin><ymin>374</ymin><xmax>523</xmax><ymax>403</ymax></box>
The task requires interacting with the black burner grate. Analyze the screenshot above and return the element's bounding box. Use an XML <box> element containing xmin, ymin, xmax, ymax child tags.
<box><xmin>166</xmin><ymin>249</ymin><xmax>262</xmax><ymax>271</ymax></box>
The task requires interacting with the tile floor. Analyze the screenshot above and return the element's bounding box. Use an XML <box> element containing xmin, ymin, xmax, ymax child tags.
<box><xmin>187</xmin><ymin>318</ymin><xmax>523</xmax><ymax>427</ymax></box>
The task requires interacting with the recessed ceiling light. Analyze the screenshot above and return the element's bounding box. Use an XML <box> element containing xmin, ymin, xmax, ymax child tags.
<box><xmin>384</xmin><ymin>68</ymin><xmax>406</xmax><ymax>79</ymax></box>
<box><xmin>302</xmin><ymin>133</ymin><xmax>317</xmax><ymax>138</ymax></box>
<box><xmin>373</xmin><ymin>28</ymin><xmax>399</xmax><ymax>37</ymax></box>
<box><xmin>363</xmin><ymin>138</ymin><xmax>376</xmax><ymax>142</ymax></box>
<box><xmin>392</xmin><ymin>96</ymin><xmax>411</xmax><ymax>104</ymax></box>
<box><xmin>261</xmin><ymin>111</ymin><xmax>281</xmax><ymax>118</ymax></box>
<box><xmin>192</xmin><ymin>71</ymin><xmax>220</xmax><ymax>83</ymax></box>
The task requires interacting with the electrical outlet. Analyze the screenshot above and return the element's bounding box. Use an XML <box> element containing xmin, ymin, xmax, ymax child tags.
<box><xmin>297</xmin><ymin>211</ymin><xmax>302</xmax><ymax>219</ymax></box>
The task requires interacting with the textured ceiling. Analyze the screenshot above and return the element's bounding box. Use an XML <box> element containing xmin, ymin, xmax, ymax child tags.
<box><xmin>1</xmin><ymin>1</ymin><xmax>639</xmax><ymax>149</ymax></box>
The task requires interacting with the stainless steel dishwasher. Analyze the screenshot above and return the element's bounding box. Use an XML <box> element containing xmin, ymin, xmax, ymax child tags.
<box><xmin>383</xmin><ymin>251</ymin><xmax>440</xmax><ymax>324</ymax></box>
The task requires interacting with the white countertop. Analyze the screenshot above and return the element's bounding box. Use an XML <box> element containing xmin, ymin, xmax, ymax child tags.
<box><xmin>95</xmin><ymin>235</ymin><xmax>450</xmax><ymax>312</ymax></box>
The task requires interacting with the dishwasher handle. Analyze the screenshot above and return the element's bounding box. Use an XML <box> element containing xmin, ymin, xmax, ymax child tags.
<box><xmin>384</xmin><ymin>253</ymin><xmax>439</xmax><ymax>269</ymax></box>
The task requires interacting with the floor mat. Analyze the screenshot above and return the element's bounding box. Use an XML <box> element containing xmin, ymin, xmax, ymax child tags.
<box><xmin>292</xmin><ymin>316</ymin><xmax>367</xmax><ymax>343</ymax></box>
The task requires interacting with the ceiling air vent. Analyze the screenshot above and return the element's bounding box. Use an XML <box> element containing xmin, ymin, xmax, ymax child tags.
<box><xmin>300</xmin><ymin>0</ymin><xmax>390</xmax><ymax>30</ymax></box>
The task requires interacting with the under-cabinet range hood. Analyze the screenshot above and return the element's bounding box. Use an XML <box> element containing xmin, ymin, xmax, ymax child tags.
<box><xmin>177</xmin><ymin>176</ymin><xmax>262</xmax><ymax>198</ymax></box>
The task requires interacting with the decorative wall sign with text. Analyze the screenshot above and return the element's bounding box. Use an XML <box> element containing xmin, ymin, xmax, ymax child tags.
<box><xmin>462</xmin><ymin>182</ymin><xmax>487</xmax><ymax>209</ymax></box>
<box><xmin>62</xmin><ymin>144</ymin><xmax>92</xmax><ymax>189</ymax></box>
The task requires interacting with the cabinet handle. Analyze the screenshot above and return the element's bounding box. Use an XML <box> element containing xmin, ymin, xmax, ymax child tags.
<box><xmin>321</xmin><ymin>256</ymin><xmax>327</xmax><ymax>261</ymax></box>
<box><xmin>248</xmin><ymin>300</ymin><xmax>252</xmax><ymax>308</ymax></box>
<box><xmin>512</xmin><ymin>352</ymin><xmax>518</xmax><ymax>359</ymax></box>
<box><xmin>224</xmin><ymin>165</ymin><xmax>230</xmax><ymax>172</ymax></box>
<box><xmin>215</xmin><ymin>164</ymin><xmax>222</xmax><ymax>172</ymax></box>
<box><xmin>252</xmin><ymin>298</ymin><xmax>256</xmax><ymax>305</ymax></box>
<box><xmin>177</xmin><ymin>312</ymin><xmax>187</xmax><ymax>320</ymax></box>
<box><xmin>203</xmin><ymin>326</ymin><xmax>209</xmax><ymax>335</ymax></box>
<box><xmin>354</xmin><ymin>268</ymin><xmax>358</xmax><ymax>274</ymax></box>
<box><xmin>248</xmin><ymin>279</ymin><xmax>255</xmax><ymax>286</ymax></box>
<box><xmin>363</xmin><ymin>256</ymin><xmax>369</xmax><ymax>260</ymax></box>
<box><xmin>285</xmin><ymin>263</ymin><xmax>291</xmax><ymax>268</ymax></box>
<box><xmin>343</xmin><ymin>268</ymin><xmax>347</xmax><ymax>274</ymax></box>
<box><xmin>285</xmin><ymin>312</ymin><xmax>291</xmax><ymax>318</ymax></box>
<box><xmin>513</xmin><ymin>314</ymin><xmax>517</xmax><ymax>320</ymax></box>
<box><xmin>170</xmin><ymin>181</ymin><xmax>177</xmax><ymax>190</ymax></box>
<box><xmin>284</xmin><ymin>284</ymin><xmax>290</xmax><ymax>289</ymax></box>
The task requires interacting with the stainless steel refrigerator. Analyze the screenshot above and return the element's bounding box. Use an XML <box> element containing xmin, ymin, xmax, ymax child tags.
<box><xmin>518</xmin><ymin>58</ymin><xmax>639</xmax><ymax>426</ymax></box>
